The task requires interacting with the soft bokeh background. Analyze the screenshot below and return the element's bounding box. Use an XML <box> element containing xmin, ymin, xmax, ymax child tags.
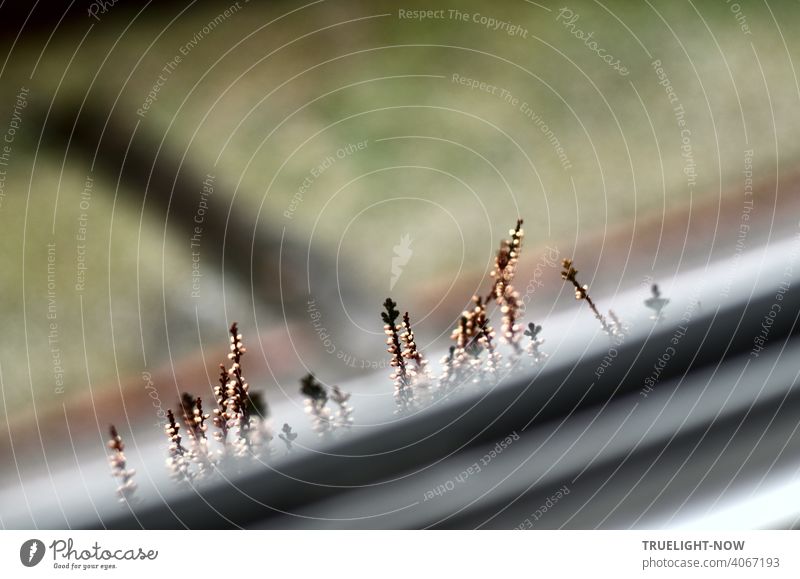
<box><xmin>1</xmin><ymin>0</ymin><xmax>799</xmax><ymax>486</ymax></box>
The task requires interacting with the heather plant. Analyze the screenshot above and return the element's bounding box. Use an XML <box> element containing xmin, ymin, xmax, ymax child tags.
<box><xmin>447</xmin><ymin>295</ymin><xmax>501</xmax><ymax>385</ymax></box>
<box><xmin>382</xmin><ymin>298</ymin><xmax>415</xmax><ymax>410</ymax></box>
<box><xmin>212</xmin><ymin>363</ymin><xmax>231</xmax><ymax>454</ymax></box>
<box><xmin>448</xmin><ymin>296</ymin><xmax>490</xmax><ymax>379</ymax></box>
<box><xmin>561</xmin><ymin>258</ymin><xmax>623</xmax><ymax>337</ymax></box>
<box><xmin>178</xmin><ymin>392</ymin><xmax>213</xmax><ymax>476</ymax></box>
<box><xmin>164</xmin><ymin>409</ymin><xmax>193</xmax><ymax>483</ymax></box>
<box><xmin>400</xmin><ymin>311</ymin><xmax>434</xmax><ymax>398</ymax></box>
<box><xmin>159</xmin><ymin>323</ymin><xmax>275</xmax><ymax>483</ymax></box>
<box><xmin>108</xmin><ymin>425</ymin><xmax>137</xmax><ymax>504</ymax></box>
<box><xmin>225</xmin><ymin>322</ymin><xmax>254</xmax><ymax>455</ymax></box>
<box><xmin>137</xmin><ymin>219</ymin><xmax>563</xmax><ymax>500</ymax></box>
<box><xmin>421</xmin><ymin>219</ymin><xmax>546</xmax><ymax>397</ymax></box>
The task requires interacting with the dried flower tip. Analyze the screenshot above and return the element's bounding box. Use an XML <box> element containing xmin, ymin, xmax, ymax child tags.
<box><xmin>300</xmin><ymin>373</ymin><xmax>327</xmax><ymax>403</ymax></box>
<box><xmin>524</xmin><ymin>323</ymin><xmax>542</xmax><ymax>340</ymax></box>
<box><xmin>380</xmin><ymin>297</ymin><xmax>401</xmax><ymax>326</ymax></box>
<box><xmin>179</xmin><ymin>392</ymin><xmax>209</xmax><ymax>441</ymax></box>
<box><xmin>560</xmin><ymin>257</ymin><xmax>614</xmax><ymax>336</ymax></box>
<box><xmin>489</xmin><ymin>219</ymin><xmax>523</xmax><ymax>296</ymax></box>
<box><xmin>382</xmin><ymin>298</ymin><xmax>411</xmax><ymax>398</ymax></box>
<box><xmin>164</xmin><ymin>409</ymin><xmax>186</xmax><ymax>455</ymax></box>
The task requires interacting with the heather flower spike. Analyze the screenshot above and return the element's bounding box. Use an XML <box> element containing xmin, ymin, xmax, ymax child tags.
<box><xmin>382</xmin><ymin>298</ymin><xmax>414</xmax><ymax>410</ymax></box>
<box><xmin>227</xmin><ymin>322</ymin><xmax>251</xmax><ymax>436</ymax></box>
<box><xmin>165</xmin><ymin>409</ymin><xmax>193</xmax><ymax>482</ymax></box>
<box><xmin>212</xmin><ymin>363</ymin><xmax>231</xmax><ymax>452</ymax></box>
<box><xmin>401</xmin><ymin>311</ymin><xmax>433</xmax><ymax>397</ymax></box>
<box><xmin>108</xmin><ymin>425</ymin><xmax>137</xmax><ymax>504</ymax></box>
<box><xmin>178</xmin><ymin>392</ymin><xmax>213</xmax><ymax>476</ymax></box>
<box><xmin>439</xmin><ymin>219</ymin><xmax>538</xmax><ymax>388</ymax></box>
<box><xmin>147</xmin><ymin>322</ymin><xmax>281</xmax><ymax>490</ymax></box>
<box><xmin>561</xmin><ymin>258</ymin><xmax>619</xmax><ymax>337</ymax></box>
<box><xmin>179</xmin><ymin>392</ymin><xmax>210</xmax><ymax>440</ymax></box>
<box><xmin>489</xmin><ymin>219</ymin><xmax>525</xmax><ymax>358</ymax></box>
<box><xmin>452</xmin><ymin>296</ymin><xmax>484</xmax><ymax>358</ymax></box>
<box><xmin>445</xmin><ymin>295</ymin><xmax>499</xmax><ymax>384</ymax></box>
<box><xmin>221</xmin><ymin>323</ymin><xmax>272</xmax><ymax>456</ymax></box>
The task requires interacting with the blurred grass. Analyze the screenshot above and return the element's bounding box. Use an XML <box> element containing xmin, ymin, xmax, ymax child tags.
<box><xmin>1</xmin><ymin>0</ymin><xmax>799</xmax><ymax>419</ymax></box>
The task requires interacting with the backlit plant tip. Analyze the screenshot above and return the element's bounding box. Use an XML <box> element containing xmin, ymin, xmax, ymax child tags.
<box><xmin>561</xmin><ymin>258</ymin><xmax>624</xmax><ymax>338</ymax></box>
<box><xmin>108</xmin><ymin>425</ymin><xmax>137</xmax><ymax>504</ymax></box>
